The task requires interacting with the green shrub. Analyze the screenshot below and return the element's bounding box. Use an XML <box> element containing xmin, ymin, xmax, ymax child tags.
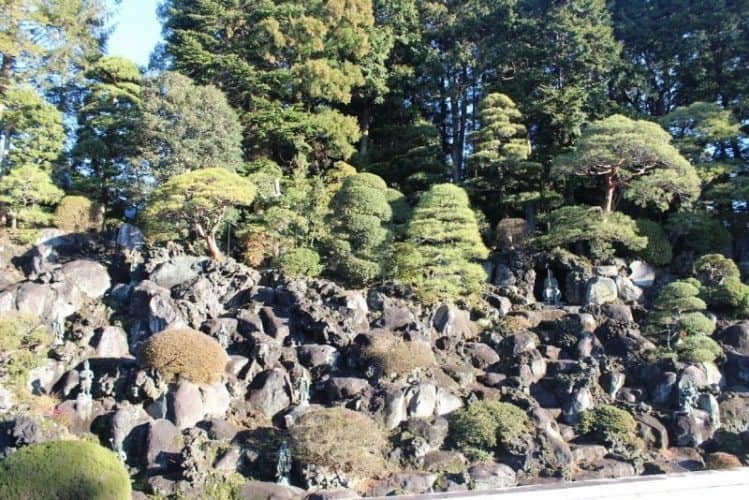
<box><xmin>54</xmin><ymin>195</ymin><xmax>102</xmax><ymax>232</ymax></box>
<box><xmin>449</xmin><ymin>399</ymin><xmax>529</xmax><ymax>453</ymax></box>
<box><xmin>652</xmin><ymin>281</ymin><xmax>706</xmax><ymax>312</ymax></box>
<box><xmin>694</xmin><ymin>254</ymin><xmax>740</xmax><ymax>287</ymax></box>
<box><xmin>666</xmin><ymin>211</ymin><xmax>732</xmax><ymax>255</ymax></box>
<box><xmin>0</xmin><ymin>314</ymin><xmax>49</xmax><ymax>399</ymax></box>
<box><xmin>274</xmin><ymin>247</ymin><xmax>323</xmax><ymax>277</ymax></box>
<box><xmin>137</xmin><ymin>328</ymin><xmax>227</xmax><ymax>384</ymax></box>
<box><xmin>705</xmin><ymin>276</ymin><xmax>749</xmax><ymax>314</ymax></box>
<box><xmin>636</xmin><ymin>219</ymin><xmax>673</xmax><ymax>266</ymax></box>
<box><xmin>290</xmin><ymin>407</ymin><xmax>385</xmax><ymax>479</ymax></box>
<box><xmin>677</xmin><ymin>335</ymin><xmax>723</xmax><ymax>363</ymax></box>
<box><xmin>678</xmin><ymin>312</ymin><xmax>715</xmax><ymax>336</ymax></box>
<box><xmin>362</xmin><ymin>336</ymin><xmax>436</xmax><ymax>378</ymax></box>
<box><xmin>577</xmin><ymin>405</ymin><xmax>636</xmax><ymax>444</ymax></box>
<box><xmin>0</xmin><ymin>440</ymin><xmax>131</xmax><ymax>499</ymax></box>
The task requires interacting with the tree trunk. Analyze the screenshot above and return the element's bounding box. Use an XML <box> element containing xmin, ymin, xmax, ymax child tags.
<box><xmin>358</xmin><ymin>105</ymin><xmax>370</xmax><ymax>160</ymax></box>
<box><xmin>604</xmin><ymin>172</ymin><xmax>616</xmax><ymax>212</ymax></box>
<box><xmin>195</xmin><ymin>222</ymin><xmax>223</xmax><ymax>260</ymax></box>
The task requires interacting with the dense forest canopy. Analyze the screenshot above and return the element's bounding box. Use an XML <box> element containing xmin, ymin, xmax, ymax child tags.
<box><xmin>0</xmin><ymin>0</ymin><xmax>748</xmax><ymax>298</ymax></box>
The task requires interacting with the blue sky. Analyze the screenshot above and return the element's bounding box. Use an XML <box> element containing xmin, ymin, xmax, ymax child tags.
<box><xmin>107</xmin><ymin>0</ymin><xmax>163</xmax><ymax>67</ymax></box>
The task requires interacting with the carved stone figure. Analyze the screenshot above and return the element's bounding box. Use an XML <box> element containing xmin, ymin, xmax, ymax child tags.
<box><xmin>276</xmin><ymin>441</ymin><xmax>292</xmax><ymax>485</ymax></box>
<box><xmin>79</xmin><ymin>359</ymin><xmax>94</xmax><ymax>397</ymax></box>
<box><xmin>543</xmin><ymin>266</ymin><xmax>562</xmax><ymax>306</ymax></box>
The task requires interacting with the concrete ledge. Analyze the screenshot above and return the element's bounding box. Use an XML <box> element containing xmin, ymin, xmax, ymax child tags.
<box><xmin>383</xmin><ymin>468</ymin><xmax>749</xmax><ymax>500</ymax></box>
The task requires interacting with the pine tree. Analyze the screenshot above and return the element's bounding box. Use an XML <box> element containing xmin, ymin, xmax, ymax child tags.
<box><xmin>142</xmin><ymin>168</ymin><xmax>256</xmax><ymax>260</ymax></box>
<box><xmin>552</xmin><ymin>115</ymin><xmax>700</xmax><ymax>213</ymax></box>
<box><xmin>400</xmin><ymin>183</ymin><xmax>489</xmax><ymax>302</ymax></box>
<box><xmin>72</xmin><ymin>56</ymin><xmax>142</xmax><ymax>216</ymax></box>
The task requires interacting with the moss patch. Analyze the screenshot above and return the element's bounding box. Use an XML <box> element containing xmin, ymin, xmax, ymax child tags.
<box><xmin>0</xmin><ymin>440</ymin><xmax>131</xmax><ymax>499</ymax></box>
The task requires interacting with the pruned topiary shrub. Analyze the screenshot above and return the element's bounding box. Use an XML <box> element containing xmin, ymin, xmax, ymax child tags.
<box><xmin>449</xmin><ymin>399</ymin><xmax>529</xmax><ymax>457</ymax></box>
<box><xmin>274</xmin><ymin>247</ymin><xmax>323</xmax><ymax>277</ymax></box>
<box><xmin>361</xmin><ymin>335</ymin><xmax>436</xmax><ymax>378</ymax></box>
<box><xmin>678</xmin><ymin>311</ymin><xmax>716</xmax><ymax>336</ymax></box>
<box><xmin>676</xmin><ymin>335</ymin><xmax>723</xmax><ymax>363</ymax></box>
<box><xmin>0</xmin><ymin>440</ymin><xmax>131</xmax><ymax>499</ymax></box>
<box><xmin>137</xmin><ymin>328</ymin><xmax>227</xmax><ymax>384</ymax></box>
<box><xmin>576</xmin><ymin>404</ymin><xmax>644</xmax><ymax>458</ymax></box>
<box><xmin>290</xmin><ymin>407</ymin><xmax>385</xmax><ymax>481</ymax></box>
<box><xmin>54</xmin><ymin>195</ymin><xmax>102</xmax><ymax>232</ymax></box>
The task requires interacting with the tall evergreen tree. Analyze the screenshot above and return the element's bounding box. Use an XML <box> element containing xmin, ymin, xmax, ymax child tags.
<box><xmin>72</xmin><ymin>56</ymin><xmax>142</xmax><ymax>216</ymax></box>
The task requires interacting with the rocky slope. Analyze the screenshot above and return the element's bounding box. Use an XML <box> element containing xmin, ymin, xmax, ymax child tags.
<box><xmin>0</xmin><ymin>227</ymin><xmax>747</xmax><ymax>498</ymax></box>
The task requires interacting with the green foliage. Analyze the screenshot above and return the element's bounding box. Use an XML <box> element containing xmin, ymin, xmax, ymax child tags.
<box><xmin>647</xmin><ymin>280</ymin><xmax>707</xmax><ymax>349</ymax></box>
<box><xmin>0</xmin><ymin>314</ymin><xmax>48</xmax><ymax>399</ymax></box>
<box><xmin>290</xmin><ymin>407</ymin><xmax>385</xmax><ymax>479</ymax></box>
<box><xmin>666</xmin><ymin>211</ymin><xmax>732</xmax><ymax>256</ymax></box>
<box><xmin>0</xmin><ymin>440</ymin><xmax>131</xmax><ymax>500</ymax></box>
<box><xmin>694</xmin><ymin>254</ymin><xmax>740</xmax><ymax>287</ymax></box>
<box><xmin>72</xmin><ymin>56</ymin><xmax>142</xmax><ymax>214</ymax></box>
<box><xmin>660</xmin><ymin>102</ymin><xmax>742</xmax><ymax>165</ymax></box>
<box><xmin>401</xmin><ymin>183</ymin><xmax>489</xmax><ymax>303</ymax></box>
<box><xmin>652</xmin><ymin>281</ymin><xmax>706</xmax><ymax>313</ymax></box>
<box><xmin>534</xmin><ymin>205</ymin><xmax>646</xmax><ymax>264</ymax></box>
<box><xmin>635</xmin><ymin>219</ymin><xmax>672</xmax><ymax>266</ymax></box>
<box><xmin>137</xmin><ymin>328</ymin><xmax>227</xmax><ymax>384</ymax></box>
<box><xmin>274</xmin><ymin>247</ymin><xmax>323</xmax><ymax>278</ymax></box>
<box><xmin>449</xmin><ymin>399</ymin><xmax>529</xmax><ymax>453</ymax></box>
<box><xmin>678</xmin><ymin>312</ymin><xmax>716</xmax><ymax>337</ymax></box>
<box><xmin>676</xmin><ymin>335</ymin><xmax>723</xmax><ymax>363</ymax></box>
<box><xmin>327</xmin><ymin>172</ymin><xmax>393</xmax><ymax>286</ymax></box>
<box><xmin>0</xmin><ymin>86</ymin><xmax>65</xmax><ymax>172</ymax></box>
<box><xmin>576</xmin><ymin>405</ymin><xmax>636</xmax><ymax>445</ymax></box>
<box><xmin>364</xmin><ymin>120</ymin><xmax>447</xmax><ymax>193</ymax></box>
<box><xmin>693</xmin><ymin>254</ymin><xmax>749</xmax><ymax>314</ymax></box>
<box><xmin>143</xmin><ymin>168</ymin><xmax>256</xmax><ymax>259</ymax></box>
<box><xmin>0</xmin><ymin>164</ymin><xmax>64</xmax><ymax>228</ymax></box>
<box><xmin>552</xmin><ymin>114</ymin><xmax>700</xmax><ymax>213</ymax></box>
<box><xmin>54</xmin><ymin>196</ymin><xmax>102</xmax><ymax>232</ymax></box>
<box><xmin>139</xmin><ymin>72</ymin><xmax>244</xmax><ymax>183</ymax></box>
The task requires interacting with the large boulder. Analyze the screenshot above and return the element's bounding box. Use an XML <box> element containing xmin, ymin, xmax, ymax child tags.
<box><xmin>721</xmin><ymin>321</ymin><xmax>749</xmax><ymax>355</ymax></box>
<box><xmin>432</xmin><ymin>304</ymin><xmax>477</xmax><ymax>339</ymax></box>
<box><xmin>116</xmin><ymin>223</ymin><xmax>145</xmax><ymax>250</ymax></box>
<box><xmin>247</xmin><ymin>368</ymin><xmax>291</xmax><ymax>418</ymax></box>
<box><xmin>91</xmin><ymin>326</ymin><xmax>130</xmax><ymax>358</ymax></box>
<box><xmin>60</xmin><ymin>259</ymin><xmax>110</xmax><ymax>300</ymax></box>
<box><xmin>145</xmin><ymin>419</ymin><xmax>182</xmax><ymax>472</ymax></box>
<box><xmin>468</xmin><ymin>463</ymin><xmax>517</xmax><ymax>490</ymax></box>
<box><xmin>150</xmin><ymin>256</ymin><xmax>205</xmax><ymax>290</ymax></box>
<box><xmin>585</xmin><ymin>277</ymin><xmax>618</xmax><ymax>306</ymax></box>
<box><xmin>629</xmin><ymin>260</ymin><xmax>655</xmax><ymax>288</ymax></box>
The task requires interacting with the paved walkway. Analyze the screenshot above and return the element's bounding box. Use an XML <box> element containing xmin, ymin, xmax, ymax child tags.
<box><xmin>385</xmin><ymin>468</ymin><xmax>749</xmax><ymax>500</ymax></box>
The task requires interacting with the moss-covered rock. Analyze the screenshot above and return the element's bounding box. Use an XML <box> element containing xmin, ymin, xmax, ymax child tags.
<box><xmin>137</xmin><ymin>328</ymin><xmax>227</xmax><ymax>384</ymax></box>
<box><xmin>449</xmin><ymin>399</ymin><xmax>529</xmax><ymax>454</ymax></box>
<box><xmin>576</xmin><ymin>405</ymin><xmax>637</xmax><ymax>445</ymax></box>
<box><xmin>0</xmin><ymin>440</ymin><xmax>131</xmax><ymax>499</ymax></box>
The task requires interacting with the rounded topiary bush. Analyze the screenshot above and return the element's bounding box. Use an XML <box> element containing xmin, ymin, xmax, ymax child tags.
<box><xmin>449</xmin><ymin>399</ymin><xmax>529</xmax><ymax>453</ymax></box>
<box><xmin>54</xmin><ymin>195</ymin><xmax>102</xmax><ymax>232</ymax></box>
<box><xmin>290</xmin><ymin>407</ymin><xmax>385</xmax><ymax>479</ymax></box>
<box><xmin>677</xmin><ymin>335</ymin><xmax>723</xmax><ymax>363</ymax></box>
<box><xmin>636</xmin><ymin>219</ymin><xmax>673</xmax><ymax>266</ymax></box>
<box><xmin>274</xmin><ymin>247</ymin><xmax>323</xmax><ymax>277</ymax></box>
<box><xmin>361</xmin><ymin>336</ymin><xmax>436</xmax><ymax>378</ymax></box>
<box><xmin>137</xmin><ymin>328</ymin><xmax>227</xmax><ymax>384</ymax></box>
<box><xmin>577</xmin><ymin>404</ymin><xmax>636</xmax><ymax>444</ymax></box>
<box><xmin>0</xmin><ymin>440</ymin><xmax>131</xmax><ymax>499</ymax></box>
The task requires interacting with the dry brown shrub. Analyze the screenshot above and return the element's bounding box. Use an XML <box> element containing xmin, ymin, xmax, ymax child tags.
<box><xmin>705</xmin><ymin>452</ymin><xmax>743</xmax><ymax>470</ymax></box>
<box><xmin>137</xmin><ymin>328</ymin><xmax>227</xmax><ymax>384</ymax></box>
<box><xmin>290</xmin><ymin>407</ymin><xmax>385</xmax><ymax>479</ymax></box>
<box><xmin>54</xmin><ymin>196</ymin><xmax>102</xmax><ymax>232</ymax></box>
<box><xmin>362</xmin><ymin>335</ymin><xmax>436</xmax><ymax>377</ymax></box>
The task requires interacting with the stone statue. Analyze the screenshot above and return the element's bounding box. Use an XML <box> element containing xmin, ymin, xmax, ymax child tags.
<box><xmin>276</xmin><ymin>441</ymin><xmax>292</xmax><ymax>485</ymax></box>
<box><xmin>679</xmin><ymin>380</ymin><xmax>699</xmax><ymax>414</ymax></box>
<box><xmin>52</xmin><ymin>312</ymin><xmax>65</xmax><ymax>346</ymax></box>
<box><xmin>294</xmin><ymin>373</ymin><xmax>311</xmax><ymax>407</ymax></box>
<box><xmin>217</xmin><ymin>323</ymin><xmax>230</xmax><ymax>350</ymax></box>
<box><xmin>543</xmin><ymin>266</ymin><xmax>562</xmax><ymax>306</ymax></box>
<box><xmin>79</xmin><ymin>359</ymin><xmax>94</xmax><ymax>397</ymax></box>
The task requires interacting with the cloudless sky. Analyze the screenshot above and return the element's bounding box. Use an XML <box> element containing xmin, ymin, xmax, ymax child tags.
<box><xmin>107</xmin><ymin>0</ymin><xmax>163</xmax><ymax>67</ymax></box>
